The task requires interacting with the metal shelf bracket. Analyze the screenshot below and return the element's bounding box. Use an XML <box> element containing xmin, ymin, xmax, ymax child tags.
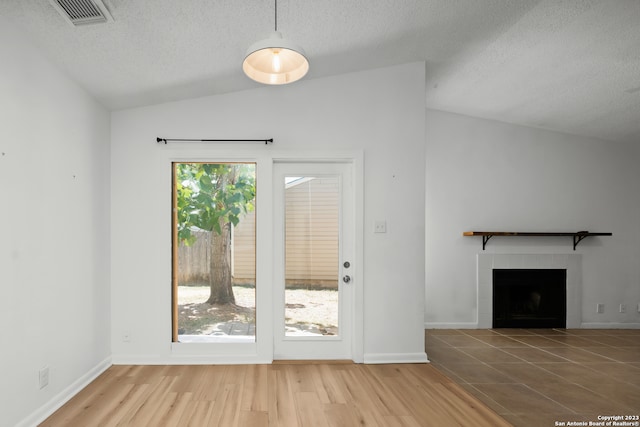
<box><xmin>482</xmin><ymin>235</ymin><xmax>493</xmax><ymax>250</ymax></box>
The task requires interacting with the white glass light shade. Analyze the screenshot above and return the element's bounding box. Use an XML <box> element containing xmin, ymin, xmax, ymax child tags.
<box><xmin>243</xmin><ymin>32</ymin><xmax>309</xmax><ymax>85</ymax></box>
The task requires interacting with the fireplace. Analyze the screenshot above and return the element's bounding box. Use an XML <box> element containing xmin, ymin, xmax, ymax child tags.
<box><xmin>493</xmin><ymin>269</ymin><xmax>566</xmax><ymax>328</ymax></box>
<box><xmin>476</xmin><ymin>254</ymin><xmax>581</xmax><ymax>329</ymax></box>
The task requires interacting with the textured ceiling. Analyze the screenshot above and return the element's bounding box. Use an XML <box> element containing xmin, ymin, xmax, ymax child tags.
<box><xmin>2</xmin><ymin>0</ymin><xmax>639</xmax><ymax>142</ymax></box>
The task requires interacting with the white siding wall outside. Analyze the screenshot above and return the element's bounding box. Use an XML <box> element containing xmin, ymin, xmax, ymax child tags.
<box><xmin>284</xmin><ymin>177</ymin><xmax>339</xmax><ymax>289</ymax></box>
<box><xmin>232</xmin><ymin>210</ymin><xmax>256</xmax><ymax>284</ymax></box>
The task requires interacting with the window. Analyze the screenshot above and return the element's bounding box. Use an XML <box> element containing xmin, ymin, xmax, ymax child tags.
<box><xmin>172</xmin><ymin>162</ymin><xmax>256</xmax><ymax>343</ymax></box>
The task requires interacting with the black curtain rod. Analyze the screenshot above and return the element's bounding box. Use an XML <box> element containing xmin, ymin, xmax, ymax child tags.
<box><xmin>157</xmin><ymin>137</ymin><xmax>273</xmax><ymax>145</ymax></box>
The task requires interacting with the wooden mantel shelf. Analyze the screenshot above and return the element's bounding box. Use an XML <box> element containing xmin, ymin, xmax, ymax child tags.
<box><xmin>463</xmin><ymin>231</ymin><xmax>612</xmax><ymax>250</ymax></box>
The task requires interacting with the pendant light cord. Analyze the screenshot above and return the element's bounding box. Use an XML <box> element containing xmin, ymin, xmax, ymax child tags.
<box><xmin>274</xmin><ymin>0</ymin><xmax>278</xmax><ymax>31</ymax></box>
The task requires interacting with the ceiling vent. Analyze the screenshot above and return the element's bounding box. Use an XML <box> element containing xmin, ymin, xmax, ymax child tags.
<box><xmin>48</xmin><ymin>0</ymin><xmax>113</xmax><ymax>26</ymax></box>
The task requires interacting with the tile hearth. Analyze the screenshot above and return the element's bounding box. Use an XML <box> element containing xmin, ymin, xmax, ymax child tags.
<box><xmin>426</xmin><ymin>328</ymin><xmax>640</xmax><ymax>427</ymax></box>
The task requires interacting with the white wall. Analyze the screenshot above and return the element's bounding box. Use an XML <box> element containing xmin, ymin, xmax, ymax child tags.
<box><xmin>425</xmin><ymin>109</ymin><xmax>640</xmax><ymax>328</ymax></box>
<box><xmin>110</xmin><ymin>62</ymin><xmax>427</xmax><ymax>364</ymax></box>
<box><xmin>0</xmin><ymin>18</ymin><xmax>111</xmax><ymax>427</ymax></box>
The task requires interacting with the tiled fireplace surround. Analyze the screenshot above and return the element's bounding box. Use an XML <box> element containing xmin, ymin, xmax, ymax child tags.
<box><xmin>477</xmin><ymin>254</ymin><xmax>581</xmax><ymax>328</ymax></box>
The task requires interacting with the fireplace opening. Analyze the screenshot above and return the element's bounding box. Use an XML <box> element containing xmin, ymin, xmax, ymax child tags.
<box><xmin>493</xmin><ymin>269</ymin><xmax>566</xmax><ymax>328</ymax></box>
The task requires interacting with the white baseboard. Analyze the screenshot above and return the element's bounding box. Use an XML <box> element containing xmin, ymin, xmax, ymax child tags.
<box><xmin>363</xmin><ymin>352</ymin><xmax>429</xmax><ymax>364</ymax></box>
<box><xmin>424</xmin><ymin>322</ymin><xmax>640</xmax><ymax>330</ymax></box>
<box><xmin>424</xmin><ymin>322</ymin><xmax>478</xmax><ymax>329</ymax></box>
<box><xmin>580</xmin><ymin>322</ymin><xmax>640</xmax><ymax>329</ymax></box>
<box><xmin>17</xmin><ymin>356</ymin><xmax>112</xmax><ymax>427</ymax></box>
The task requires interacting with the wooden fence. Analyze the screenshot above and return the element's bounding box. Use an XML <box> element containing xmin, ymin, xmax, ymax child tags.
<box><xmin>176</xmin><ymin>220</ymin><xmax>256</xmax><ymax>286</ymax></box>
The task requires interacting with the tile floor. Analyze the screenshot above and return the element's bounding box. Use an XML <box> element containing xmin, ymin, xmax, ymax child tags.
<box><xmin>425</xmin><ymin>329</ymin><xmax>640</xmax><ymax>427</ymax></box>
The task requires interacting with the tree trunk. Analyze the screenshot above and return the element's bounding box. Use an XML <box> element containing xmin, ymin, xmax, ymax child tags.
<box><xmin>207</xmin><ymin>219</ymin><xmax>235</xmax><ymax>304</ymax></box>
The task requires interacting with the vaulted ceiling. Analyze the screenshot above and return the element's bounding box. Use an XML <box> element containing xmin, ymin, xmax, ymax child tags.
<box><xmin>2</xmin><ymin>0</ymin><xmax>639</xmax><ymax>143</ymax></box>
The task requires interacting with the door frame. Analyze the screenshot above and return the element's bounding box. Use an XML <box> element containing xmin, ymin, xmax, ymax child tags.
<box><xmin>165</xmin><ymin>149</ymin><xmax>363</xmax><ymax>364</ymax></box>
<box><xmin>272</xmin><ymin>151</ymin><xmax>364</xmax><ymax>362</ymax></box>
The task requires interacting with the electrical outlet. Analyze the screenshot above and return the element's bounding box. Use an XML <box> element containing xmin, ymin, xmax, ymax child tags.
<box><xmin>39</xmin><ymin>366</ymin><xmax>49</xmax><ymax>389</ymax></box>
<box><xmin>374</xmin><ymin>220</ymin><xmax>387</xmax><ymax>233</ymax></box>
<box><xmin>596</xmin><ymin>303</ymin><xmax>604</xmax><ymax>314</ymax></box>
<box><xmin>619</xmin><ymin>304</ymin><xmax>626</xmax><ymax>313</ymax></box>
<box><xmin>637</xmin><ymin>303</ymin><xmax>640</xmax><ymax>313</ymax></box>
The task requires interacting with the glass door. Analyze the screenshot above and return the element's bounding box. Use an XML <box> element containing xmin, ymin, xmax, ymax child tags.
<box><xmin>273</xmin><ymin>162</ymin><xmax>354</xmax><ymax>360</ymax></box>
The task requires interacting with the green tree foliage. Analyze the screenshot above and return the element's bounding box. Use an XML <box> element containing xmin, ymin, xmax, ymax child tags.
<box><xmin>176</xmin><ymin>163</ymin><xmax>256</xmax><ymax>304</ymax></box>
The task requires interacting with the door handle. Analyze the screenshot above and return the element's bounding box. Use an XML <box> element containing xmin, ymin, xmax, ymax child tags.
<box><xmin>343</xmin><ymin>275</ymin><xmax>351</xmax><ymax>284</ymax></box>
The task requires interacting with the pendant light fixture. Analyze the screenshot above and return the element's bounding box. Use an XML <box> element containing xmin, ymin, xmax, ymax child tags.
<box><xmin>243</xmin><ymin>0</ymin><xmax>309</xmax><ymax>85</ymax></box>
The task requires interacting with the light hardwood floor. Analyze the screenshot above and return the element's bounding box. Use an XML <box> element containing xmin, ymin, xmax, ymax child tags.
<box><xmin>40</xmin><ymin>363</ymin><xmax>511</xmax><ymax>426</ymax></box>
